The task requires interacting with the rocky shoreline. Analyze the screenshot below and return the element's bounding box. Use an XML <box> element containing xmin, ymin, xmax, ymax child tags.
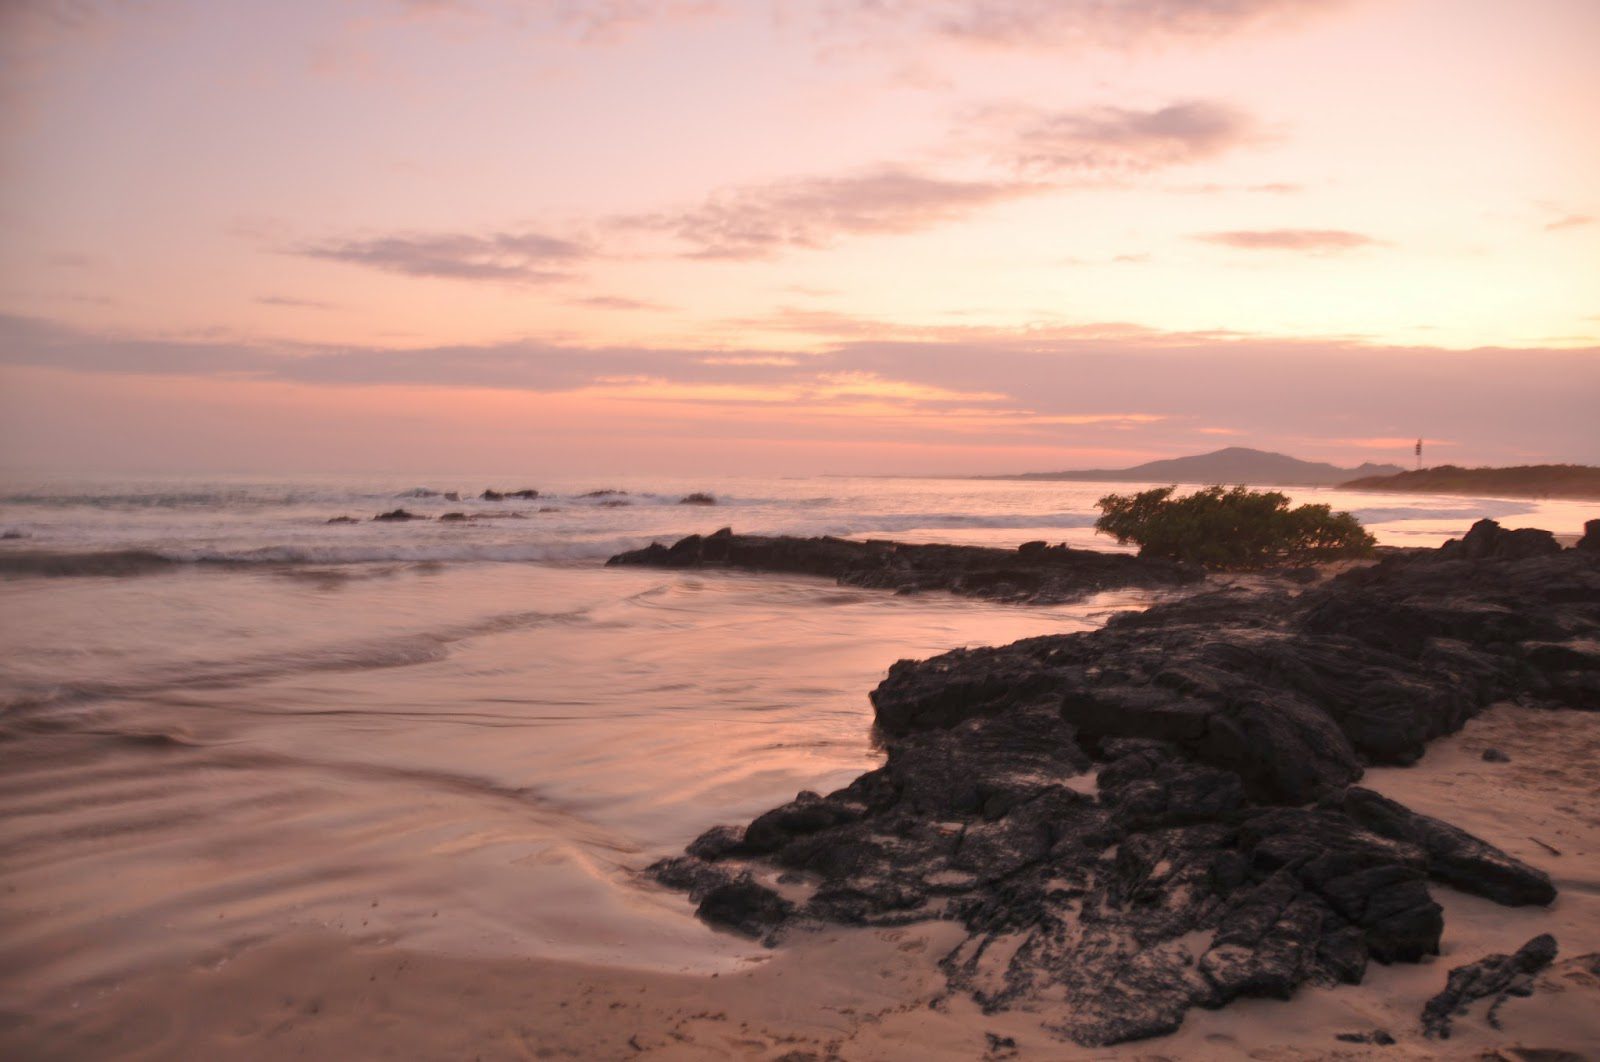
<box><xmin>607</xmin><ymin>528</ymin><xmax>1204</xmax><ymax>605</ymax></box>
<box><xmin>622</xmin><ymin>519</ymin><xmax>1600</xmax><ymax>1046</ymax></box>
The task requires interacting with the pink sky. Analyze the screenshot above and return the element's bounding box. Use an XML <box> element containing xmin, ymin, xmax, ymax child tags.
<box><xmin>1</xmin><ymin>0</ymin><xmax>1596</xmax><ymax>474</ymax></box>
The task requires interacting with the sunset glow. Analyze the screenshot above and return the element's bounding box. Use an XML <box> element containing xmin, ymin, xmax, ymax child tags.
<box><xmin>2</xmin><ymin>0</ymin><xmax>1596</xmax><ymax>473</ymax></box>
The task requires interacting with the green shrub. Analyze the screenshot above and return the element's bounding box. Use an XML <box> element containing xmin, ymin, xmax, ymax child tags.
<box><xmin>1094</xmin><ymin>485</ymin><xmax>1375</xmax><ymax>568</ymax></box>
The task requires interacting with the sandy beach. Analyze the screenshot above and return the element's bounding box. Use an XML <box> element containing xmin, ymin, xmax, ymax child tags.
<box><xmin>7</xmin><ymin>700</ymin><xmax>1595</xmax><ymax>1062</ymax></box>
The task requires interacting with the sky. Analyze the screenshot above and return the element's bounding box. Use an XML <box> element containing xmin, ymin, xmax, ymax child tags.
<box><xmin>1</xmin><ymin>0</ymin><xmax>1597</xmax><ymax>476</ymax></box>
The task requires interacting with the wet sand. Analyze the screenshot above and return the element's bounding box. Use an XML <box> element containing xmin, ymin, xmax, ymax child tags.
<box><xmin>6</xmin><ymin>701</ymin><xmax>1596</xmax><ymax>1061</ymax></box>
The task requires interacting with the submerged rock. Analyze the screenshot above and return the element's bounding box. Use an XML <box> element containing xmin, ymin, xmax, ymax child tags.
<box><xmin>372</xmin><ymin>509</ymin><xmax>424</xmax><ymax>521</ymax></box>
<box><xmin>481</xmin><ymin>488</ymin><xmax>539</xmax><ymax>501</ymax></box>
<box><xmin>325</xmin><ymin>516</ymin><xmax>359</xmax><ymax>524</ymax></box>
<box><xmin>649</xmin><ymin>530</ymin><xmax>1597</xmax><ymax>1046</ymax></box>
<box><xmin>678</xmin><ymin>492</ymin><xmax>717</xmax><ymax>505</ymax></box>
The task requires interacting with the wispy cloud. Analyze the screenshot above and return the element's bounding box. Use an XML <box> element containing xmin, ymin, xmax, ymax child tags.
<box><xmin>1</xmin><ymin>0</ymin><xmax>112</xmax><ymax>109</ymax></box>
<box><xmin>291</xmin><ymin>230</ymin><xmax>590</xmax><ymax>283</ymax></box>
<box><xmin>623</xmin><ymin>168</ymin><xmax>1044</xmax><ymax>260</ymax></box>
<box><xmin>1327</xmin><ymin>435</ymin><xmax>1454</xmax><ymax>450</ymax></box>
<box><xmin>45</xmin><ymin>251</ymin><xmax>95</xmax><ymax>269</ymax></box>
<box><xmin>997</xmin><ymin>100</ymin><xmax>1258</xmax><ymax>173</ymax></box>
<box><xmin>1194</xmin><ymin>228</ymin><xmax>1382</xmax><ymax>252</ymax></box>
<box><xmin>1166</xmin><ymin>181</ymin><xmax>1303</xmax><ymax>195</ymax></box>
<box><xmin>570</xmin><ymin>294</ymin><xmax>670</xmax><ymax>312</ymax></box>
<box><xmin>1545</xmin><ymin>213</ymin><xmax>1594</xmax><ymax>232</ymax></box>
<box><xmin>827</xmin><ymin>0</ymin><xmax>1350</xmax><ymax>51</ymax></box>
<box><xmin>6</xmin><ymin>312</ymin><xmax>1597</xmax><ymax>463</ymax></box>
<box><xmin>388</xmin><ymin>0</ymin><xmax>723</xmax><ymax>41</ymax></box>
<box><xmin>257</xmin><ymin>294</ymin><xmax>339</xmax><ymax>310</ymax></box>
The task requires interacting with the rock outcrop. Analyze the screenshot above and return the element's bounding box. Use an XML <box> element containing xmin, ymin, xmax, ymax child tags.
<box><xmin>1422</xmin><ymin>934</ymin><xmax>1559</xmax><ymax>1038</ymax></box>
<box><xmin>609</xmin><ymin>530</ymin><xmax>1203</xmax><ymax>605</ymax></box>
<box><xmin>649</xmin><ymin>531</ymin><xmax>1598</xmax><ymax>1046</ymax></box>
<box><xmin>1441</xmin><ymin>518</ymin><xmax>1562</xmax><ymax>562</ymax></box>
<box><xmin>1578</xmin><ymin>518</ymin><xmax>1600</xmax><ymax>554</ymax></box>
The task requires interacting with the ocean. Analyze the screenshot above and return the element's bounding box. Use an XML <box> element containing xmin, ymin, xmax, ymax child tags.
<box><xmin>0</xmin><ymin>473</ymin><xmax>1589</xmax><ymax>1010</ymax></box>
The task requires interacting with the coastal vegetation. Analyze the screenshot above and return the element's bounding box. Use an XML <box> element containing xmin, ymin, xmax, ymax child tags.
<box><xmin>1094</xmin><ymin>485</ymin><xmax>1376</xmax><ymax>568</ymax></box>
<box><xmin>1340</xmin><ymin>464</ymin><xmax>1600</xmax><ymax>499</ymax></box>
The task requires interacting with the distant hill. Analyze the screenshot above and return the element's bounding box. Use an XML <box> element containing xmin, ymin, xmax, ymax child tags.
<box><xmin>1340</xmin><ymin>464</ymin><xmax>1600</xmax><ymax>499</ymax></box>
<box><xmin>1000</xmin><ymin>447</ymin><xmax>1406</xmax><ymax>487</ymax></box>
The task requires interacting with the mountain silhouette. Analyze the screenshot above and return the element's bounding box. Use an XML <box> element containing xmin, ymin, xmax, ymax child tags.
<box><xmin>1001</xmin><ymin>447</ymin><xmax>1405</xmax><ymax>487</ymax></box>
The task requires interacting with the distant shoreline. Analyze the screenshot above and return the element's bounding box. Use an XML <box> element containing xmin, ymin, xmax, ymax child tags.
<box><xmin>1339</xmin><ymin>464</ymin><xmax>1600</xmax><ymax>500</ymax></box>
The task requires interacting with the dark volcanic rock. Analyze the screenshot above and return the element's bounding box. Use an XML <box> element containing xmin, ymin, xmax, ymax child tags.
<box><xmin>1422</xmin><ymin>933</ymin><xmax>1558</xmax><ymax>1038</ymax></box>
<box><xmin>1337</xmin><ymin>787</ymin><xmax>1555</xmax><ymax>906</ymax></box>
<box><xmin>481</xmin><ymin>488</ymin><xmax>539</xmax><ymax>501</ymax></box>
<box><xmin>678</xmin><ymin>492</ymin><xmax>717</xmax><ymax>505</ymax></box>
<box><xmin>1443</xmin><ymin>518</ymin><xmax>1563</xmax><ymax>561</ymax></box>
<box><xmin>325</xmin><ymin>516</ymin><xmax>359</xmax><ymax>524</ymax></box>
<box><xmin>372</xmin><ymin>509</ymin><xmax>424</xmax><ymax>521</ymax></box>
<box><xmin>695</xmin><ymin>878</ymin><xmax>795</xmax><ymax>940</ymax></box>
<box><xmin>649</xmin><ymin>534</ymin><xmax>1596</xmax><ymax>1046</ymax></box>
<box><xmin>609</xmin><ymin>531</ymin><xmax>1202</xmax><ymax>606</ymax></box>
<box><xmin>1579</xmin><ymin>519</ymin><xmax>1600</xmax><ymax>553</ymax></box>
<box><xmin>439</xmin><ymin>512</ymin><xmax>469</xmax><ymax>522</ymax></box>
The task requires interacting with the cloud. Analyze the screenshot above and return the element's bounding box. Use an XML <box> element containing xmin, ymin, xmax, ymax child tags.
<box><xmin>8</xmin><ymin>312</ymin><xmax>1598</xmax><ymax>468</ymax></box>
<box><xmin>46</xmin><ymin>251</ymin><xmax>95</xmax><ymax>268</ymax></box>
<box><xmin>550</xmin><ymin>1</ymin><xmax>724</xmax><ymax>41</ymax></box>
<box><xmin>1167</xmin><ymin>181</ymin><xmax>1303</xmax><ymax>195</ymax></box>
<box><xmin>1327</xmin><ymin>436</ymin><xmax>1454</xmax><ymax>450</ymax></box>
<box><xmin>998</xmin><ymin>100</ymin><xmax>1258</xmax><ymax>173</ymax></box>
<box><xmin>387</xmin><ymin>0</ymin><xmax>723</xmax><ymax>42</ymax></box>
<box><xmin>291</xmin><ymin>230</ymin><xmax>590</xmax><ymax>283</ymax></box>
<box><xmin>699</xmin><ymin>354</ymin><xmax>802</xmax><ymax>367</ymax></box>
<box><xmin>257</xmin><ymin>294</ymin><xmax>339</xmax><ymax>310</ymax></box>
<box><xmin>570</xmin><ymin>294</ymin><xmax>670</xmax><ymax>312</ymax></box>
<box><xmin>1545</xmin><ymin>213</ymin><xmax>1594</xmax><ymax>232</ymax></box>
<box><xmin>1194</xmin><ymin>228</ymin><xmax>1382</xmax><ymax>252</ymax></box>
<box><xmin>724</xmin><ymin>306</ymin><xmax>918</xmax><ymax>338</ymax></box>
<box><xmin>827</xmin><ymin>0</ymin><xmax>1350</xmax><ymax>51</ymax></box>
<box><xmin>1</xmin><ymin>0</ymin><xmax>112</xmax><ymax>107</ymax></box>
<box><xmin>624</xmin><ymin>168</ymin><xmax>1044</xmax><ymax>259</ymax></box>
